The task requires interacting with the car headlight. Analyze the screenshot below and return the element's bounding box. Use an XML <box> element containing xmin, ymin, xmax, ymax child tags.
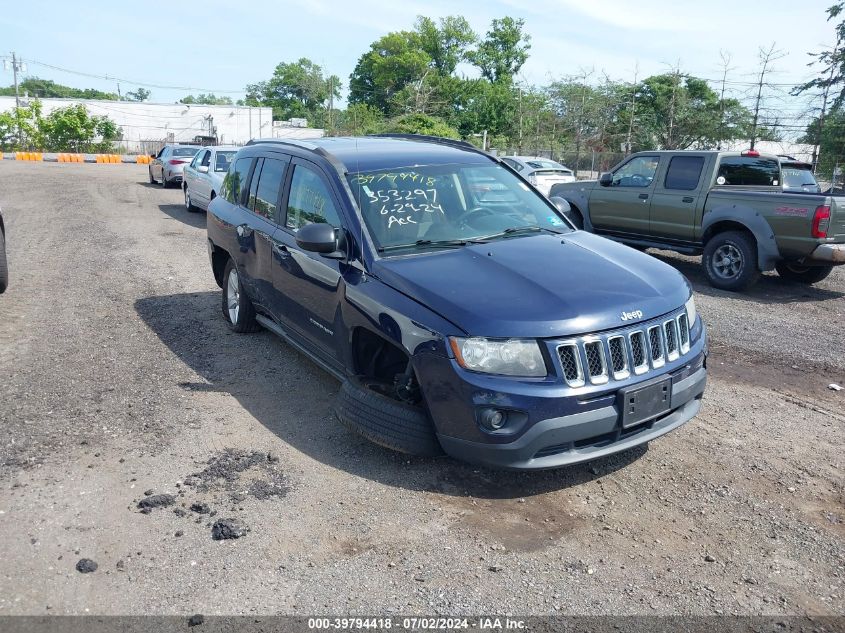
<box><xmin>449</xmin><ymin>337</ymin><xmax>546</xmax><ymax>377</ymax></box>
<box><xmin>685</xmin><ymin>295</ymin><xmax>697</xmax><ymax>326</ymax></box>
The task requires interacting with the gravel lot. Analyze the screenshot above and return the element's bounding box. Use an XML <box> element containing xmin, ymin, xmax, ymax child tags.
<box><xmin>0</xmin><ymin>162</ymin><xmax>842</xmax><ymax>617</ymax></box>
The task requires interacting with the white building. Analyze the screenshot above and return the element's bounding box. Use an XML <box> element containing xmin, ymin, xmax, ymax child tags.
<box><xmin>0</xmin><ymin>96</ymin><xmax>322</xmax><ymax>153</ymax></box>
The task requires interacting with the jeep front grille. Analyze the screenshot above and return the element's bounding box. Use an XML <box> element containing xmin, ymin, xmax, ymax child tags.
<box><xmin>555</xmin><ymin>310</ymin><xmax>692</xmax><ymax>388</ymax></box>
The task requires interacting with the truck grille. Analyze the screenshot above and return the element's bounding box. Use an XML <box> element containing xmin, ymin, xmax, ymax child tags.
<box><xmin>556</xmin><ymin>310</ymin><xmax>692</xmax><ymax>387</ymax></box>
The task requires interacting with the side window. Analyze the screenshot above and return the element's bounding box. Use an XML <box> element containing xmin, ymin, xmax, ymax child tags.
<box><xmin>716</xmin><ymin>157</ymin><xmax>780</xmax><ymax>186</ymax></box>
<box><xmin>286</xmin><ymin>164</ymin><xmax>342</xmax><ymax>231</ymax></box>
<box><xmin>247</xmin><ymin>158</ymin><xmax>264</xmax><ymax>211</ymax></box>
<box><xmin>189</xmin><ymin>152</ymin><xmax>201</xmax><ymax>168</ymax></box>
<box><xmin>222</xmin><ymin>157</ymin><xmax>252</xmax><ymax>205</ymax></box>
<box><xmin>613</xmin><ymin>156</ymin><xmax>659</xmax><ymax>188</ymax></box>
<box><xmin>503</xmin><ymin>158</ymin><xmax>522</xmax><ymax>172</ymax></box>
<box><xmin>252</xmin><ymin>158</ymin><xmax>287</xmax><ymax>222</ymax></box>
<box><xmin>664</xmin><ymin>156</ymin><xmax>704</xmax><ymax>191</ymax></box>
<box><xmin>200</xmin><ymin>150</ymin><xmax>211</xmax><ymax>167</ymax></box>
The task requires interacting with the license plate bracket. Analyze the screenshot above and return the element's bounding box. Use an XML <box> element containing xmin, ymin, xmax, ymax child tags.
<box><xmin>620</xmin><ymin>377</ymin><xmax>672</xmax><ymax>428</ymax></box>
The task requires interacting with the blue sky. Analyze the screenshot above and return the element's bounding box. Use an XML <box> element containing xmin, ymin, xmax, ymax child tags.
<box><xmin>0</xmin><ymin>0</ymin><xmax>838</xmax><ymax>110</ymax></box>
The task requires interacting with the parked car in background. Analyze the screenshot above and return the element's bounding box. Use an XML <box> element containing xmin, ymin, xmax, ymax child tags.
<box><xmin>501</xmin><ymin>156</ymin><xmax>576</xmax><ymax>195</ymax></box>
<box><xmin>182</xmin><ymin>146</ymin><xmax>239</xmax><ymax>212</ymax></box>
<box><xmin>0</xmin><ymin>207</ymin><xmax>7</xmax><ymax>294</ymax></box>
<box><xmin>148</xmin><ymin>145</ymin><xmax>201</xmax><ymax>188</ymax></box>
<box><xmin>551</xmin><ymin>149</ymin><xmax>845</xmax><ymax>291</ymax></box>
<box><xmin>205</xmin><ymin>135</ymin><xmax>707</xmax><ymax>470</ymax></box>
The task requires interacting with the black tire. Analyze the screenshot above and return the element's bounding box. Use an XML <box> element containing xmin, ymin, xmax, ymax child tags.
<box><xmin>221</xmin><ymin>259</ymin><xmax>260</xmax><ymax>333</ymax></box>
<box><xmin>148</xmin><ymin>167</ymin><xmax>155</xmax><ymax>184</ymax></box>
<box><xmin>184</xmin><ymin>186</ymin><xmax>199</xmax><ymax>213</ymax></box>
<box><xmin>160</xmin><ymin>170</ymin><xmax>168</xmax><ymax>188</ymax></box>
<box><xmin>775</xmin><ymin>262</ymin><xmax>834</xmax><ymax>285</ymax></box>
<box><xmin>0</xmin><ymin>229</ymin><xmax>8</xmax><ymax>294</ymax></box>
<box><xmin>566</xmin><ymin>206</ymin><xmax>584</xmax><ymax>230</ymax></box>
<box><xmin>702</xmin><ymin>231</ymin><xmax>761</xmax><ymax>291</ymax></box>
<box><xmin>335</xmin><ymin>376</ymin><xmax>443</xmax><ymax>457</ymax></box>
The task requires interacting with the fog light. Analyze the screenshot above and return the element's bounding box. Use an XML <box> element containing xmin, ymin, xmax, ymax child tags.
<box><xmin>479</xmin><ymin>408</ymin><xmax>507</xmax><ymax>430</ymax></box>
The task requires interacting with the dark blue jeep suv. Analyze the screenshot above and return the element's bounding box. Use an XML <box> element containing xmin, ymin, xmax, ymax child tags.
<box><xmin>206</xmin><ymin>135</ymin><xmax>707</xmax><ymax>469</ymax></box>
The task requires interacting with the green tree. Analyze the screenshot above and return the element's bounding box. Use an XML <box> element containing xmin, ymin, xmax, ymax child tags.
<box><xmin>466</xmin><ymin>17</ymin><xmax>531</xmax><ymax>83</ymax></box>
<box><xmin>0</xmin><ymin>101</ymin><xmax>45</xmax><ymax>149</ymax></box>
<box><xmin>126</xmin><ymin>87</ymin><xmax>151</xmax><ymax>102</ymax></box>
<box><xmin>0</xmin><ymin>77</ymin><xmax>118</xmax><ymax>100</ymax></box>
<box><xmin>0</xmin><ymin>101</ymin><xmax>120</xmax><ymax>151</ymax></box>
<box><xmin>245</xmin><ymin>57</ymin><xmax>340</xmax><ymax>123</ymax></box>
<box><xmin>414</xmin><ymin>16</ymin><xmax>476</xmax><ymax>75</ymax></box>
<box><xmin>334</xmin><ymin>103</ymin><xmax>384</xmax><ymax>136</ymax></box>
<box><xmin>382</xmin><ymin>112</ymin><xmax>460</xmax><ymax>138</ymax></box>
<box><xmin>800</xmin><ymin>110</ymin><xmax>845</xmax><ymax>178</ymax></box>
<box><xmin>180</xmin><ymin>93</ymin><xmax>233</xmax><ymax>105</ymax></box>
<box><xmin>349</xmin><ymin>31</ymin><xmax>431</xmax><ymax>113</ymax></box>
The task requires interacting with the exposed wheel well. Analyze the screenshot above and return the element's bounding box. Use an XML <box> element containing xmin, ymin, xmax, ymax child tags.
<box><xmin>702</xmin><ymin>221</ymin><xmax>756</xmax><ymax>246</ymax></box>
<box><xmin>209</xmin><ymin>243</ymin><xmax>229</xmax><ymax>288</ymax></box>
<box><xmin>351</xmin><ymin>328</ymin><xmax>411</xmax><ymax>384</ymax></box>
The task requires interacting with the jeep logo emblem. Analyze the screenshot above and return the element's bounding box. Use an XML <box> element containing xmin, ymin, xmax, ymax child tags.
<box><xmin>621</xmin><ymin>310</ymin><xmax>643</xmax><ymax>322</ymax></box>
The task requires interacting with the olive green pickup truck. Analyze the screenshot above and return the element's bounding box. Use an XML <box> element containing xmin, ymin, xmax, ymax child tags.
<box><xmin>550</xmin><ymin>150</ymin><xmax>845</xmax><ymax>290</ymax></box>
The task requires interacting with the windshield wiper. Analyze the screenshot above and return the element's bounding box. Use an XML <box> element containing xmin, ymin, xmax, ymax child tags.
<box><xmin>377</xmin><ymin>238</ymin><xmax>486</xmax><ymax>253</ymax></box>
<box><xmin>478</xmin><ymin>225</ymin><xmax>562</xmax><ymax>241</ymax></box>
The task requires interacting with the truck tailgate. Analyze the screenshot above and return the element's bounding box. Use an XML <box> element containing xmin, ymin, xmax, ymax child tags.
<box><xmin>831</xmin><ymin>196</ymin><xmax>845</xmax><ymax>240</ymax></box>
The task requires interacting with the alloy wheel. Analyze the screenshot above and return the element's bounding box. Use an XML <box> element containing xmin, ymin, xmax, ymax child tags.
<box><xmin>226</xmin><ymin>268</ymin><xmax>240</xmax><ymax>323</ymax></box>
<box><xmin>713</xmin><ymin>244</ymin><xmax>743</xmax><ymax>279</ymax></box>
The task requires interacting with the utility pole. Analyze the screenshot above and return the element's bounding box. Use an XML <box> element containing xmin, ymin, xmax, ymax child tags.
<box><xmin>518</xmin><ymin>87</ymin><xmax>523</xmax><ymax>153</ymax></box>
<box><xmin>328</xmin><ymin>76</ymin><xmax>334</xmax><ymax>132</ymax></box>
<box><xmin>717</xmin><ymin>51</ymin><xmax>734</xmax><ymax>150</ymax></box>
<box><xmin>9</xmin><ymin>52</ymin><xmax>24</xmax><ymax>145</ymax></box>
<box><xmin>666</xmin><ymin>63</ymin><xmax>681</xmax><ymax>150</ymax></box>
<box><xmin>625</xmin><ymin>63</ymin><xmax>639</xmax><ymax>155</ymax></box>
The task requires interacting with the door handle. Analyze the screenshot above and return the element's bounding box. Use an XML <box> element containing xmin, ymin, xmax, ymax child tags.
<box><xmin>638</xmin><ymin>193</ymin><xmax>649</xmax><ymax>200</ymax></box>
<box><xmin>236</xmin><ymin>224</ymin><xmax>253</xmax><ymax>239</ymax></box>
<box><xmin>682</xmin><ymin>196</ymin><xmax>694</xmax><ymax>203</ymax></box>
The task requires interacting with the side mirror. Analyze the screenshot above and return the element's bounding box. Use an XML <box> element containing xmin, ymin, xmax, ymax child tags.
<box><xmin>599</xmin><ymin>172</ymin><xmax>613</xmax><ymax>187</ymax></box>
<box><xmin>296</xmin><ymin>222</ymin><xmax>340</xmax><ymax>255</ymax></box>
<box><xmin>198</xmin><ymin>165</ymin><xmax>209</xmax><ymax>173</ymax></box>
<box><xmin>549</xmin><ymin>196</ymin><xmax>571</xmax><ymax>215</ymax></box>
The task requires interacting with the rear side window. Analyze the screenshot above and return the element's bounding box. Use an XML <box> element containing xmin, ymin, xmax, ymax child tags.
<box><xmin>250</xmin><ymin>158</ymin><xmax>287</xmax><ymax>221</ymax></box>
<box><xmin>665</xmin><ymin>156</ymin><xmax>704</xmax><ymax>190</ymax></box>
<box><xmin>221</xmin><ymin>157</ymin><xmax>252</xmax><ymax>205</ymax></box>
<box><xmin>173</xmin><ymin>147</ymin><xmax>200</xmax><ymax>158</ymax></box>
<box><xmin>716</xmin><ymin>157</ymin><xmax>780</xmax><ymax>186</ymax></box>
<box><xmin>286</xmin><ymin>165</ymin><xmax>341</xmax><ymax>230</ymax></box>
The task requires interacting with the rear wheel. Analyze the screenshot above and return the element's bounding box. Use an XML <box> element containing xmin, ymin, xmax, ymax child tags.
<box><xmin>160</xmin><ymin>170</ymin><xmax>168</xmax><ymax>188</ymax></box>
<box><xmin>702</xmin><ymin>231</ymin><xmax>760</xmax><ymax>291</ymax></box>
<box><xmin>335</xmin><ymin>376</ymin><xmax>442</xmax><ymax>457</ymax></box>
<box><xmin>221</xmin><ymin>259</ymin><xmax>260</xmax><ymax>333</ymax></box>
<box><xmin>184</xmin><ymin>187</ymin><xmax>199</xmax><ymax>212</ymax></box>
<box><xmin>0</xmin><ymin>229</ymin><xmax>8</xmax><ymax>294</ymax></box>
<box><xmin>775</xmin><ymin>262</ymin><xmax>834</xmax><ymax>285</ymax></box>
<box><xmin>148</xmin><ymin>167</ymin><xmax>155</xmax><ymax>184</ymax></box>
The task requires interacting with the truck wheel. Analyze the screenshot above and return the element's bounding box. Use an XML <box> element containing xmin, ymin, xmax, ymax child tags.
<box><xmin>566</xmin><ymin>206</ymin><xmax>584</xmax><ymax>230</ymax></box>
<box><xmin>0</xmin><ymin>229</ymin><xmax>8</xmax><ymax>294</ymax></box>
<box><xmin>775</xmin><ymin>262</ymin><xmax>834</xmax><ymax>285</ymax></box>
<box><xmin>221</xmin><ymin>259</ymin><xmax>260</xmax><ymax>333</ymax></box>
<box><xmin>702</xmin><ymin>231</ymin><xmax>761</xmax><ymax>291</ymax></box>
<box><xmin>335</xmin><ymin>376</ymin><xmax>443</xmax><ymax>457</ymax></box>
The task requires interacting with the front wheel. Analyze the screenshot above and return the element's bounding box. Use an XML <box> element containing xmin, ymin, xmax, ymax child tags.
<box><xmin>775</xmin><ymin>262</ymin><xmax>834</xmax><ymax>285</ymax></box>
<box><xmin>221</xmin><ymin>259</ymin><xmax>260</xmax><ymax>333</ymax></box>
<box><xmin>702</xmin><ymin>231</ymin><xmax>761</xmax><ymax>291</ymax></box>
<box><xmin>335</xmin><ymin>376</ymin><xmax>443</xmax><ymax>457</ymax></box>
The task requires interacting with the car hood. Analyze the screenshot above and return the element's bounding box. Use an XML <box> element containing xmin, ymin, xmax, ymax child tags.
<box><xmin>371</xmin><ymin>231</ymin><xmax>690</xmax><ymax>339</ymax></box>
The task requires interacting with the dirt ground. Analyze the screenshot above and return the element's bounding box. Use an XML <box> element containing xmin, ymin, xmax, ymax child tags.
<box><xmin>0</xmin><ymin>162</ymin><xmax>842</xmax><ymax>617</ymax></box>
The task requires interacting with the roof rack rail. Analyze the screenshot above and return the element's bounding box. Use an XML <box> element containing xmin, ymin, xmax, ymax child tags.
<box><xmin>367</xmin><ymin>133</ymin><xmax>481</xmax><ymax>153</ymax></box>
<box><xmin>246</xmin><ymin>137</ymin><xmax>321</xmax><ymax>150</ymax></box>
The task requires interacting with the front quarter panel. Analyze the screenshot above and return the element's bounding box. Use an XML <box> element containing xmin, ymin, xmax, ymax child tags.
<box><xmin>550</xmin><ymin>181</ymin><xmax>595</xmax><ymax>229</ymax></box>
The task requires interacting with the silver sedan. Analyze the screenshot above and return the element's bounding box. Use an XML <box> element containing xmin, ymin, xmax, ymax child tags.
<box><xmin>181</xmin><ymin>146</ymin><xmax>239</xmax><ymax>212</ymax></box>
<box><xmin>501</xmin><ymin>156</ymin><xmax>576</xmax><ymax>196</ymax></box>
<box><xmin>148</xmin><ymin>145</ymin><xmax>202</xmax><ymax>188</ymax></box>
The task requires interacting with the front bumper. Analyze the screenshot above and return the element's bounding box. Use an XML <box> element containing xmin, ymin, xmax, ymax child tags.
<box><xmin>437</xmin><ymin>366</ymin><xmax>706</xmax><ymax>470</ymax></box>
<box><xmin>809</xmin><ymin>243</ymin><xmax>845</xmax><ymax>264</ymax></box>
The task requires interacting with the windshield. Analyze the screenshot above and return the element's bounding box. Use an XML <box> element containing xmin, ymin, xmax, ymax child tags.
<box><xmin>346</xmin><ymin>162</ymin><xmax>572</xmax><ymax>253</ymax></box>
<box><xmin>781</xmin><ymin>165</ymin><xmax>820</xmax><ymax>192</ymax></box>
<box><xmin>172</xmin><ymin>147</ymin><xmax>200</xmax><ymax>157</ymax></box>
<box><xmin>214</xmin><ymin>151</ymin><xmax>236</xmax><ymax>172</ymax></box>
